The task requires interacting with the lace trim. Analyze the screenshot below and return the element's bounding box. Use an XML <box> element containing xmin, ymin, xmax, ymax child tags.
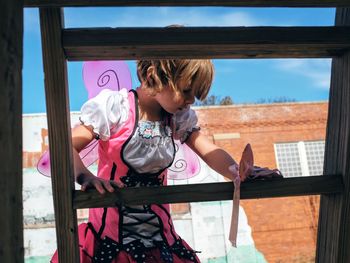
<box><xmin>120</xmin><ymin>170</ymin><xmax>163</xmax><ymax>187</ymax></box>
<box><xmin>138</xmin><ymin>121</ymin><xmax>172</xmax><ymax>139</ymax></box>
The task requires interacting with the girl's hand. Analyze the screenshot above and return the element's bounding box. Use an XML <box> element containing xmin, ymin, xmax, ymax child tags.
<box><xmin>77</xmin><ymin>173</ymin><xmax>124</xmax><ymax>194</ymax></box>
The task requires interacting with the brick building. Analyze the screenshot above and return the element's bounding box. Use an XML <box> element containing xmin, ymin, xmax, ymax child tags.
<box><xmin>23</xmin><ymin>101</ymin><xmax>327</xmax><ymax>262</ymax></box>
<box><xmin>194</xmin><ymin>101</ymin><xmax>327</xmax><ymax>263</ymax></box>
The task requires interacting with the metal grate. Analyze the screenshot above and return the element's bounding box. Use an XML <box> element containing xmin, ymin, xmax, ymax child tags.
<box><xmin>275</xmin><ymin>140</ymin><xmax>325</xmax><ymax>177</ymax></box>
<box><xmin>275</xmin><ymin>142</ymin><xmax>303</xmax><ymax>177</ymax></box>
<box><xmin>305</xmin><ymin>141</ymin><xmax>325</xmax><ymax>176</ymax></box>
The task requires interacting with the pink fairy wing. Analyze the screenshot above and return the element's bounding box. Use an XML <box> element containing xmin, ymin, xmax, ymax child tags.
<box><xmin>83</xmin><ymin>60</ymin><xmax>132</xmax><ymax>98</ymax></box>
<box><xmin>79</xmin><ymin>61</ymin><xmax>132</xmax><ymax>168</ymax></box>
<box><xmin>167</xmin><ymin>140</ymin><xmax>201</xmax><ymax>180</ymax></box>
<box><xmin>37</xmin><ymin>139</ymin><xmax>99</xmax><ymax>177</ymax></box>
<box><xmin>38</xmin><ymin>60</ymin><xmax>132</xmax><ymax>177</ymax></box>
<box><xmin>37</xmin><ymin>151</ymin><xmax>51</xmax><ymax>177</ymax></box>
<box><xmin>78</xmin><ymin>139</ymin><xmax>99</xmax><ymax>167</ymax></box>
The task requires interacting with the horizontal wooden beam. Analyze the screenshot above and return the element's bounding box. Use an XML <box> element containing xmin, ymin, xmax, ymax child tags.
<box><xmin>73</xmin><ymin>175</ymin><xmax>343</xmax><ymax>209</ymax></box>
<box><xmin>63</xmin><ymin>27</ymin><xmax>350</xmax><ymax>60</ymax></box>
<box><xmin>24</xmin><ymin>0</ymin><xmax>350</xmax><ymax>8</ymax></box>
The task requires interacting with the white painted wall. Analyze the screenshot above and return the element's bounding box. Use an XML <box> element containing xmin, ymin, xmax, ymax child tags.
<box><xmin>22</xmin><ymin>113</ymin><xmax>81</xmax><ymax>152</ymax></box>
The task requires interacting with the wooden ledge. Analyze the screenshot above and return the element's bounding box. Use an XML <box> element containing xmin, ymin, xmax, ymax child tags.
<box><xmin>25</xmin><ymin>0</ymin><xmax>350</xmax><ymax>8</ymax></box>
<box><xmin>73</xmin><ymin>174</ymin><xmax>344</xmax><ymax>209</ymax></box>
<box><xmin>63</xmin><ymin>26</ymin><xmax>350</xmax><ymax>60</ymax></box>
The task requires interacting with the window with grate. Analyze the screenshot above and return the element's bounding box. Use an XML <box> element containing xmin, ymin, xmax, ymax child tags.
<box><xmin>304</xmin><ymin>141</ymin><xmax>325</xmax><ymax>176</ymax></box>
<box><xmin>274</xmin><ymin>141</ymin><xmax>325</xmax><ymax>177</ymax></box>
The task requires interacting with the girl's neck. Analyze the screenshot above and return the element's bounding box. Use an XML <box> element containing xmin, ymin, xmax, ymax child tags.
<box><xmin>136</xmin><ymin>86</ymin><xmax>163</xmax><ymax>121</ymax></box>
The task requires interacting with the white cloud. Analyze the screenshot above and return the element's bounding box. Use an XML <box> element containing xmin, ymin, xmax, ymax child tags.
<box><xmin>220</xmin><ymin>12</ymin><xmax>264</xmax><ymax>26</ymax></box>
<box><xmin>114</xmin><ymin>9</ymin><xmax>264</xmax><ymax>27</ymax></box>
<box><xmin>274</xmin><ymin>59</ymin><xmax>331</xmax><ymax>90</ymax></box>
<box><xmin>64</xmin><ymin>8</ymin><xmax>332</xmax><ymax>28</ymax></box>
<box><xmin>213</xmin><ymin>60</ymin><xmax>239</xmax><ymax>74</ymax></box>
<box><xmin>64</xmin><ymin>8</ymin><xmax>265</xmax><ymax>28</ymax></box>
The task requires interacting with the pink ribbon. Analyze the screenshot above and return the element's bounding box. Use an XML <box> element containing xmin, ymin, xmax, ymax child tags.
<box><xmin>228</xmin><ymin>144</ymin><xmax>282</xmax><ymax>247</ymax></box>
<box><xmin>229</xmin><ymin>166</ymin><xmax>240</xmax><ymax>247</ymax></box>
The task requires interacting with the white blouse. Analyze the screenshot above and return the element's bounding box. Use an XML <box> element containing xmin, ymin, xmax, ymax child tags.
<box><xmin>79</xmin><ymin>89</ymin><xmax>130</xmax><ymax>141</ymax></box>
<box><xmin>79</xmin><ymin>89</ymin><xmax>199</xmax><ymax>173</ymax></box>
<box><xmin>80</xmin><ymin>89</ymin><xmax>199</xmax><ymax>143</ymax></box>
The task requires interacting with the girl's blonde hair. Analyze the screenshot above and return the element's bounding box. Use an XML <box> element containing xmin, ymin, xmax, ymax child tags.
<box><xmin>137</xmin><ymin>60</ymin><xmax>214</xmax><ymax>101</ymax></box>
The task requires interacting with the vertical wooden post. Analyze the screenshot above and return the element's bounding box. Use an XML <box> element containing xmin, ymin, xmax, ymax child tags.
<box><xmin>0</xmin><ymin>1</ymin><xmax>24</xmax><ymax>262</ymax></box>
<box><xmin>316</xmin><ymin>8</ymin><xmax>350</xmax><ymax>263</ymax></box>
<box><xmin>39</xmin><ymin>8</ymin><xmax>80</xmax><ymax>262</ymax></box>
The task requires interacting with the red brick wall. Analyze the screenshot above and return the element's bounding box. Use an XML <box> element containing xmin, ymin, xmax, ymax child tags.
<box><xmin>195</xmin><ymin>102</ymin><xmax>327</xmax><ymax>263</ymax></box>
<box><xmin>23</xmin><ymin>128</ymin><xmax>48</xmax><ymax>169</ymax></box>
<box><xmin>23</xmin><ymin>151</ymin><xmax>42</xmax><ymax>169</ymax></box>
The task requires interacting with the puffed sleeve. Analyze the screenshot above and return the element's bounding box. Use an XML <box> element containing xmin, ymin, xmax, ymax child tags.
<box><xmin>79</xmin><ymin>89</ymin><xmax>129</xmax><ymax>141</ymax></box>
<box><xmin>173</xmin><ymin>107</ymin><xmax>200</xmax><ymax>143</ymax></box>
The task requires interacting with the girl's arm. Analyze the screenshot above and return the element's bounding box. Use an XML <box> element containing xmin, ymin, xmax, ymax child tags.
<box><xmin>71</xmin><ymin>125</ymin><xmax>122</xmax><ymax>194</ymax></box>
<box><xmin>185</xmin><ymin>130</ymin><xmax>238</xmax><ymax>181</ymax></box>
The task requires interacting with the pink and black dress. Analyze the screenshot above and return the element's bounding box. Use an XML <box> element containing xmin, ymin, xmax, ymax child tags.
<box><xmin>51</xmin><ymin>89</ymin><xmax>201</xmax><ymax>263</ymax></box>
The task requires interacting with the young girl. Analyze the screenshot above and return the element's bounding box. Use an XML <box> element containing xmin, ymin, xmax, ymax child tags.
<box><xmin>51</xmin><ymin>59</ymin><xmax>239</xmax><ymax>263</ymax></box>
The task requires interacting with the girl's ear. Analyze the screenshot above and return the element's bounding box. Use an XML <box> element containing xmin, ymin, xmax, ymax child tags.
<box><xmin>146</xmin><ymin>66</ymin><xmax>156</xmax><ymax>87</ymax></box>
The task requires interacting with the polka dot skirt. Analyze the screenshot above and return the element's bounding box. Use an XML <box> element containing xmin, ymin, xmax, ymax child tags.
<box><xmin>93</xmin><ymin>237</ymin><xmax>199</xmax><ymax>263</ymax></box>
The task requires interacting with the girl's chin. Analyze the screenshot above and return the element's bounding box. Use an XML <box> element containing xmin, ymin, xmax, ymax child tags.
<box><xmin>163</xmin><ymin>107</ymin><xmax>183</xmax><ymax>114</ymax></box>
<box><xmin>162</xmin><ymin>108</ymin><xmax>176</xmax><ymax>114</ymax></box>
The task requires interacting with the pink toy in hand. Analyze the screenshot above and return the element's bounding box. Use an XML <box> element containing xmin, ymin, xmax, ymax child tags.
<box><xmin>229</xmin><ymin>144</ymin><xmax>282</xmax><ymax>246</ymax></box>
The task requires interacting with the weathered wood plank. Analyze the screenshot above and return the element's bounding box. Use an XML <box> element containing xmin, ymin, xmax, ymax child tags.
<box><xmin>316</xmin><ymin>8</ymin><xmax>350</xmax><ymax>263</ymax></box>
<box><xmin>39</xmin><ymin>8</ymin><xmax>80</xmax><ymax>263</ymax></box>
<box><xmin>63</xmin><ymin>26</ymin><xmax>350</xmax><ymax>60</ymax></box>
<box><xmin>73</xmin><ymin>175</ymin><xmax>343</xmax><ymax>209</ymax></box>
<box><xmin>23</xmin><ymin>0</ymin><xmax>350</xmax><ymax>7</ymax></box>
<box><xmin>0</xmin><ymin>1</ymin><xmax>24</xmax><ymax>262</ymax></box>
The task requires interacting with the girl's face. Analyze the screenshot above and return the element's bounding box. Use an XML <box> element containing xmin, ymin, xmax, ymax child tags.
<box><xmin>155</xmin><ymin>81</ymin><xmax>195</xmax><ymax>114</ymax></box>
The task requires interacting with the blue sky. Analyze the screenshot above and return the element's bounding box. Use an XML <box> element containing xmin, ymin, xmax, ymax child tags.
<box><xmin>23</xmin><ymin>7</ymin><xmax>335</xmax><ymax>113</ymax></box>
